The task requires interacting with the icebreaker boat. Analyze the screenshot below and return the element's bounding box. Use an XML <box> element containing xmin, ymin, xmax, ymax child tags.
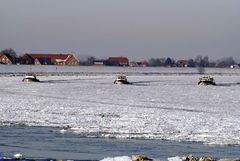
<box><xmin>198</xmin><ymin>76</ymin><xmax>216</xmax><ymax>85</ymax></box>
<box><xmin>22</xmin><ymin>73</ymin><xmax>40</xmax><ymax>82</ymax></box>
<box><xmin>114</xmin><ymin>73</ymin><xmax>129</xmax><ymax>84</ymax></box>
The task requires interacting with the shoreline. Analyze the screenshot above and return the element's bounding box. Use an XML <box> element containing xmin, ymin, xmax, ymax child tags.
<box><xmin>1</xmin><ymin>65</ymin><xmax>240</xmax><ymax>77</ymax></box>
<box><xmin>0</xmin><ymin>126</ymin><xmax>239</xmax><ymax>160</ymax></box>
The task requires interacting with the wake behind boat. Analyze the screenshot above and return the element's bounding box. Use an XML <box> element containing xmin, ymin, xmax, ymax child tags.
<box><xmin>22</xmin><ymin>73</ymin><xmax>40</xmax><ymax>82</ymax></box>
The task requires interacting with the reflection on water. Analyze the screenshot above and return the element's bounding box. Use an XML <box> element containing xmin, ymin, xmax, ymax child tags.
<box><xmin>0</xmin><ymin>126</ymin><xmax>239</xmax><ymax>160</ymax></box>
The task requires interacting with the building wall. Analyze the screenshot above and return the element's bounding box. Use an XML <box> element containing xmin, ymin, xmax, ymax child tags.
<box><xmin>107</xmin><ymin>57</ymin><xmax>129</xmax><ymax>66</ymax></box>
<box><xmin>34</xmin><ymin>59</ymin><xmax>41</xmax><ymax>65</ymax></box>
<box><xmin>64</xmin><ymin>56</ymin><xmax>80</xmax><ymax>66</ymax></box>
<box><xmin>0</xmin><ymin>55</ymin><xmax>12</xmax><ymax>64</ymax></box>
<box><xmin>20</xmin><ymin>54</ymin><xmax>34</xmax><ymax>64</ymax></box>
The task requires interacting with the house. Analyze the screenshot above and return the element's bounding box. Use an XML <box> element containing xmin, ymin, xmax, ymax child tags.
<box><xmin>0</xmin><ymin>54</ymin><xmax>17</xmax><ymax>64</ymax></box>
<box><xmin>129</xmin><ymin>60</ymin><xmax>148</xmax><ymax>67</ymax></box>
<box><xmin>94</xmin><ymin>60</ymin><xmax>106</xmax><ymax>66</ymax></box>
<box><xmin>20</xmin><ymin>53</ymin><xmax>80</xmax><ymax>65</ymax></box>
<box><xmin>137</xmin><ymin>60</ymin><xmax>148</xmax><ymax>67</ymax></box>
<box><xmin>106</xmin><ymin>57</ymin><xmax>129</xmax><ymax>66</ymax></box>
<box><xmin>176</xmin><ymin>60</ymin><xmax>188</xmax><ymax>67</ymax></box>
<box><xmin>230</xmin><ymin>64</ymin><xmax>240</xmax><ymax>69</ymax></box>
<box><xmin>20</xmin><ymin>53</ymin><xmax>34</xmax><ymax>64</ymax></box>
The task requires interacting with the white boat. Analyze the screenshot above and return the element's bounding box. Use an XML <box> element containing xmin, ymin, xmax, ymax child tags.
<box><xmin>198</xmin><ymin>76</ymin><xmax>216</xmax><ymax>85</ymax></box>
<box><xmin>22</xmin><ymin>73</ymin><xmax>40</xmax><ymax>82</ymax></box>
<box><xmin>114</xmin><ymin>74</ymin><xmax>130</xmax><ymax>84</ymax></box>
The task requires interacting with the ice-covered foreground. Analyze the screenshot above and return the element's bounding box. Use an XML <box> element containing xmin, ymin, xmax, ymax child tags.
<box><xmin>0</xmin><ymin>66</ymin><xmax>240</xmax><ymax>145</ymax></box>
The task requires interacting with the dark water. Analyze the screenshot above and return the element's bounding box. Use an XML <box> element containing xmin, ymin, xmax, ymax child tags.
<box><xmin>0</xmin><ymin>126</ymin><xmax>239</xmax><ymax>160</ymax></box>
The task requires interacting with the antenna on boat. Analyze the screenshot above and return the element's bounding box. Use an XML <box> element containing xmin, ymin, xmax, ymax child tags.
<box><xmin>29</xmin><ymin>65</ymin><xmax>32</xmax><ymax>73</ymax></box>
<box><xmin>197</xmin><ymin>67</ymin><xmax>205</xmax><ymax>75</ymax></box>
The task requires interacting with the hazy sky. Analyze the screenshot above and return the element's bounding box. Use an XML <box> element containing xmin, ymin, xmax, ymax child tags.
<box><xmin>0</xmin><ymin>0</ymin><xmax>240</xmax><ymax>61</ymax></box>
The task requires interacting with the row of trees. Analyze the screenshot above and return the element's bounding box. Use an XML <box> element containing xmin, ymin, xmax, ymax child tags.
<box><xmin>0</xmin><ymin>48</ymin><xmax>17</xmax><ymax>57</ymax></box>
<box><xmin>146</xmin><ymin>56</ymin><xmax>237</xmax><ymax>68</ymax></box>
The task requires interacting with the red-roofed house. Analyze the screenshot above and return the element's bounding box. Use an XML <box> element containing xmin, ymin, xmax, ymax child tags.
<box><xmin>107</xmin><ymin>57</ymin><xmax>129</xmax><ymax>66</ymax></box>
<box><xmin>20</xmin><ymin>53</ymin><xmax>80</xmax><ymax>66</ymax></box>
<box><xmin>176</xmin><ymin>60</ymin><xmax>188</xmax><ymax>67</ymax></box>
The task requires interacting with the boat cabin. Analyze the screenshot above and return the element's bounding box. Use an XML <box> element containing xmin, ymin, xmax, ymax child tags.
<box><xmin>198</xmin><ymin>76</ymin><xmax>216</xmax><ymax>85</ymax></box>
<box><xmin>22</xmin><ymin>73</ymin><xmax>40</xmax><ymax>82</ymax></box>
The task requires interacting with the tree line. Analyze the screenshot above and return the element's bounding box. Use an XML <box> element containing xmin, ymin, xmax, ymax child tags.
<box><xmin>0</xmin><ymin>48</ymin><xmax>238</xmax><ymax>68</ymax></box>
<box><xmin>145</xmin><ymin>56</ymin><xmax>237</xmax><ymax>68</ymax></box>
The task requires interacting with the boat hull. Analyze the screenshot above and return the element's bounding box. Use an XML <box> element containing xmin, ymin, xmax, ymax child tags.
<box><xmin>114</xmin><ymin>80</ymin><xmax>129</xmax><ymax>84</ymax></box>
<box><xmin>22</xmin><ymin>78</ymin><xmax>40</xmax><ymax>82</ymax></box>
<box><xmin>198</xmin><ymin>81</ymin><xmax>216</xmax><ymax>85</ymax></box>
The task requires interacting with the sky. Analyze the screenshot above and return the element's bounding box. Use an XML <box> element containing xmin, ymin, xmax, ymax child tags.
<box><xmin>0</xmin><ymin>0</ymin><xmax>240</xmax><ymax>61</ymax></box>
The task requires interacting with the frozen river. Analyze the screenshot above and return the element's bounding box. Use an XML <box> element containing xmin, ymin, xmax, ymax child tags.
<box><xmin>0</xmin><ymin>65</ymin><xmax>240</xmax><ymax>159</ymax></box>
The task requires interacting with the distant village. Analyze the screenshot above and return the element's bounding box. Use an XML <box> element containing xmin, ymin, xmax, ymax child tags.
<box><xmin>0</xmin><ymin>48</ymin><xmax>239</xmax><ymax>68</ymax></box>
